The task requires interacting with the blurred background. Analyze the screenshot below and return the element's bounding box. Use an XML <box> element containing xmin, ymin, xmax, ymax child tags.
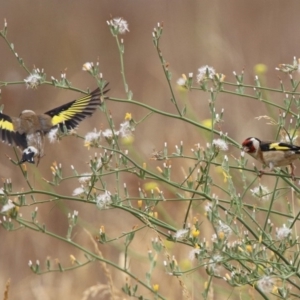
<box><xmin>1</xmin><ymin>1</ymin><xmax>300</xmax><ymax>299</ymax></box>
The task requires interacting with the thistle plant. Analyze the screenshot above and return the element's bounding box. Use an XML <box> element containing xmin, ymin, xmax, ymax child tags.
<box><xmin>2</xmin><ymin>17</ymin><xmax>300</xmax><ymax>300</ymax></box>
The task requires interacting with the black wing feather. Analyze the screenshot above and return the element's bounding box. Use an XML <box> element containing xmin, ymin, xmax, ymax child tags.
<box><xmin>261</xmin><ymin>140</ymin><xmax>300</xmax><ymax>152</ymax></box>
<box><xmin>44</xmin><ymin>83</ymin><xmax>109</xmax><ymax>131</ymax></box>
<box><xmin>0</xmin><ymin>113</ymin><xmax>27</xmax><ymax>149</ymax></box>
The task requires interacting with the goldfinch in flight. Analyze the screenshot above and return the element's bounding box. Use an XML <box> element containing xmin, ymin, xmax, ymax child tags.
<box><xmin>0</xmin><ymin>83</ymin><xmax>109</xmax><ymax>164</ymax></box>
<box><xmin>242</xmin><ymin>137</ymin><xmax>300</xmax><ymax>178</ymax></box>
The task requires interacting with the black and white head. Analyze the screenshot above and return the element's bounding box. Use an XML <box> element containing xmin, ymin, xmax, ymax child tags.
<box><xmin>19</xmin><ymin>146</ymin><xmax>38</xmax><ymax>164</ymax></box>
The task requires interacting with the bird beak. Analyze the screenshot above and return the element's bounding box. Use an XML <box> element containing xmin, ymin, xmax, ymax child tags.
<box><xmin>242</xmin><ymin>146</ymin><xmax>249</xmax><ymax>152</ymax></box>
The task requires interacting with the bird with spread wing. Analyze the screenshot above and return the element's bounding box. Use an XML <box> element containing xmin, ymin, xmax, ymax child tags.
<box><xmin>0</xmin><ymin>83</ymin><xmax>109</xmax><ymax>165</ymax></box>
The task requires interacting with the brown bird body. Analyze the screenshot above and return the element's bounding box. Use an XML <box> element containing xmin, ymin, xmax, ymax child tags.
<box><xmin>12</xmin><ymin>110</ymin><xmax>52</xmax><ymax>134</ymax></box>
<box><xmin>0</xmin><ymin>83</ymin><xmax>109</xmax><ymax>164</ymax></box>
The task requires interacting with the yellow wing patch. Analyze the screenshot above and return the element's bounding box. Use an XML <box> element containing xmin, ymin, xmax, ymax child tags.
<box><xmin>51</xmin><ymin>94</ymin><xmax>92</xmax><ymax>126</ymax></box>
<box><xmin>0</xmin><ymin>118</ymin><xmax>14</xmax><ymax>131</ymax></box>
<box><xmin>269</xmin><ymin>143</ymin><xmax>291</xmax><ymax>151</ymax></box>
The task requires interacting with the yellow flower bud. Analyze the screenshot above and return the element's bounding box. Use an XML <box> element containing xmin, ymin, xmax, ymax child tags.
<box><xmin>125</xmin><ymin>113</ymin><xmax>132</xmax><ymax>120</ymax></box>
<box><xmin>70</xmin><ymin>255</ymin><xmax>76</xmax><ymax>264</ymax></box>
<box><xmin>192</xmin><ymin>229</ymin><xmax>200</xmax><ymax>237</ymax></box>
<box><xmin>153</xmin><ymin>284</ymin><xmax>159</xmax><ymax>292</ymax></box>
<box><xmin>254</xmin><ymin>64</ymin><xmax>267</xmax><ymax>75</ymax></box>
<box><xmin>218</xmin><ymin>231</ymin><xmax>225</xmax><ymax>240</ymax></box>
<box><xmin>246</xmin><ymin>245</ymin><xmax>253</xmax><ymax>253</ymax></box>
<box><xmin>100</xmin><ymin>225</ymin><xmax>105</xmax><ymax>234</ymax></box>
<box><xmin>156</xmin><ymin>166</ymin><xmax>163</xmax><ymax>173</ymax></box>
<box><xmin>143</xmin><ymin>182</ymin><xmax>158</xmax><ymax>191</ymax></box>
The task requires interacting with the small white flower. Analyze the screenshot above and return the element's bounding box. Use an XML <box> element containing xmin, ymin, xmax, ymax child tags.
<box><xmin>78</xmin><ymin>173</ymin><xmax>92</xmax><ymax>184</ymax></box>
<box><xmin>72</xmin><ymin>187</ymin><xmax>85</xmax><ymax>196</ymax></box>
<box><xmin>177</xmin><ymin>77</ymin><xmax>186</xmax><ymax>86</ymax></box>
<box><xmin>24</xmin><ymin>72</ymin><xmax>42</xmax><ymax>89</ymax></box>
<box><xmin>96</xmin><ymin>190</ymin><xmax>112</xmax><ymax>208</ymax></box>
<box><xmin>208</xmin><ymin>254</ymin><xmax>223</xmax><ymax>275</ymax></box>
<box><xmin>217</xmin><ymin>221</ymin><xmax>232</xmax><ymax>237</ymax></box>
<box><xmin>188</xmin><ymin>248</ymin><xmax>201</xmax><ymax>261</ymax></box>
<box><xmin>102</xmin><ymin>129</ymin><xmax>119</xmax><ymax>139</ymax></box>
<box><xmin>48</xmin><ymin>127</ymin><xmax>59</xmax><ymax>143</ymax></box>
<box><xmin>276</xmin><ymin>224</ymin><xmax>292</xmax><ymax>240</ymax></box>
<box><xmin>82</xmin><ymin>62</ymin><xmax>93</xmax><ymax>71</ymax></box>
<box><xmin>196</xmin><ymin>65</ymin><xmax>215</xmax><ymax>83</ymax></box>
<box><xmin>212</xmin><ymin>139</ymin><xmax>228</xmax><ymax>151</ymax></box>
<box><xmin>84</xmin><ymin>129</ymin><xmax>102</xmax><ymax>147</ymax></box>
<box><xmin>204</xmin><ymin>203</ymin><xmax>212</xmax><ymax>212</ymax></box>
<box><xmin>119</xmin><ymin>120</ymin><xmax>134</xmax><ymax>138</ymax></box>
<box><xmin>174</xmin><ymin>228</ymin><xmax>189</xmax><ymax>240</ymax></box>
<box><xmin>250</xmin><ymin>185</ymin><xmax>270</xmax><ymax>201</ymax></box>
<box><xmin>96</xmin><ymin>158</ymin><xmax>103</xmax><ymax>169</ymax></box>
<box><xmin>108</xmin><ymin>17</ymin><xmax>129</xmax><ymax>34</ymax></box>
<box><xmin>257</xmin><ymin>276</ymin><xmax>274</xmax><ymax>293</ymax></box>
<box><xmin>1</xmin><ymin>199</ymin><xmax>15</xmax><ymax>213</ymax></box>
<box><xmin>211</xmin><ymin>233</ymin><xmax>217</xmax><ymax>242</ymax></box>
<box><xmin>211</xmin><ymin>254</ymin><xmax>223</xmax><ymax>263</ymax></box>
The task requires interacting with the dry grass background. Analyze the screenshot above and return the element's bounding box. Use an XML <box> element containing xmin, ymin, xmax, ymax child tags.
<box><xmin>1</xmin><ymin>1</ymin><xmax>300</xmax><ymax>299</ymax></box>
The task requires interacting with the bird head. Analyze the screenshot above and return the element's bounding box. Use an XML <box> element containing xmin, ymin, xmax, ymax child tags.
<box><xmin>19</xmin><ymin>146</ymin><xmax>38</xmax><ymax>164</ymax></box>
<box><xmin>242</xmin><ymin>137</ymin><xmax>261</xmax><ymax>155</ymax></box>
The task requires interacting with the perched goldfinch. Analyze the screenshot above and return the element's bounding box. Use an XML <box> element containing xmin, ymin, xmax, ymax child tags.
<box><xmin>0</xmin><ymin>83</ymin><xmax>109</xmax><ymax>164</ymax></box>
<box><xmin>242</xmin><ymin>137</ymin><xmax>300</xmax><ymax>178</ymax></box>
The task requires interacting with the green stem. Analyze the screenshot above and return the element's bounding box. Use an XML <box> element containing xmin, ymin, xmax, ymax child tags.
<box><xmin>17</xmin><ymin>217</ymin><xmax>166</xmax><ymax>300</ymax></box>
